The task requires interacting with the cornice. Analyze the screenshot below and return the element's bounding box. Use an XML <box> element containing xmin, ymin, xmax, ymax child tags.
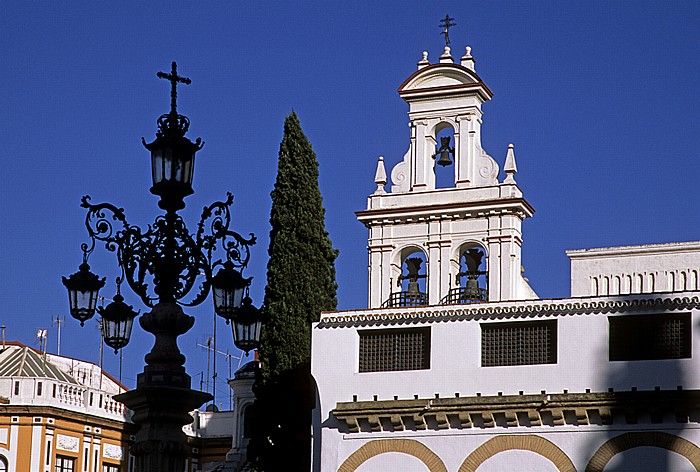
<box><xmin>356</xmin><ymin>197</ymin><xmax>534</xmax><ymax>226</ymax></box>
<box><xmin>0</xmin><ymin>404</ymin><xmax>134</xmax><ymax>431</ymax></box>
<box><xmin>332</xmin><ymin>390</ymin><xmax>700</xmax><ymax>433</ymax></box>
<box><xmin>317</xmin><ymin>295</ymin><xmax>700</xmax><ymax>329</ymax></box>
<box><xmin>567</xmin><ymin>241</ymin><xmax>700</xmax><ymax>259</ymax></box>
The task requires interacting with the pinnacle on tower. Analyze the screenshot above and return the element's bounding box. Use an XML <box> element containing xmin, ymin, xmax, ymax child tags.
<box><xmin>504</xmin><ymin>143</ymin><xmax>518</xmax><ymax>184</ymax></box>
<box><xmin>374</xmin><ymin>156</ymin><xmax>387</xmax><ymax>194</ymax></box>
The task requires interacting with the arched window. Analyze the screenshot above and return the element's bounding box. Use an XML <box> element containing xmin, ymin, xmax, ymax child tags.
<box><xmin>0</xmin><ymin>455</ymin><xmax>7</xmax><ymax>472</ymax></box>
<box><xmin>242</xmin><ymin>404</ymin><xmax>257</xmax><ymax>439</ymax></box>
<box><xmin>432</xmin><ymin>124</ymin><xmax>456</xmax><ymax>189</ymax></box>
<box><xmin>383</xmin><ymin>250</ymin><xmax>428</xmax><ymax>308</ymax></box>
<box><xmin>442</xmin><ymin>244</ymin><xmax>488</xmax><ymax>305</ymax></box>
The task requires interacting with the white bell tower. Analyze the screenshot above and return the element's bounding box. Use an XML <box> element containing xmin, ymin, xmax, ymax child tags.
<box><xmin>357</xmin><ymin>45</ymin><xmax>538</xmax><ymax>309</ymax></box>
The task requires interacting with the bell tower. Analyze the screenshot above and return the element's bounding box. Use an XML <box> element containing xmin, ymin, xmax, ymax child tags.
<box><xmin>357</xmin><ymin>43</ymin><xmax>537</xmax><ymax>309</ymax></box>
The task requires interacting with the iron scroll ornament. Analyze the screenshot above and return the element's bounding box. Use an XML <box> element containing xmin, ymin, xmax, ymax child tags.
<box><xmin>80</xmin><ymin>192</ymin><xmax>256</xmax><ymax>308</ymax></box>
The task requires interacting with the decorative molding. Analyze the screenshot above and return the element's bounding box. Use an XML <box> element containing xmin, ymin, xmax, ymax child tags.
<box><xmin>459</xmin><ymin>435</ymin><xmax>575</xmax><ymax>472</ymax></box>
<box><xmin>585</xmin><ymin>432</ymin><xmax>700</xmax><ymax>472</ymax></box>
<box><xmin>356</xmin><ymin>197</ymin><xmax>534</xmax><ymax>226</ymax></box>
<box><xmin>332</xmin><ymin>390</ymin><xmax>700</xmax><ymax>434</ymax></box>
<box><xmin>567</xmin><ymin>240</ymin><xmax>700</xmax><ymax>259</ymax></box>
<box><xmin>338</xmin><ymin>439</ymin><xmax>447</xmax><ymax>472</ymax></box>
<box><xmin>56</xmin><ymin>434</ymin><xmax>79</xmax><ymax>452</ymax></box>
<box><xmin>103</xmin><ymin>443</ymin><xmax>124</xmax><ymax>460</ymax></box>
<box><xmin>318</xmin><ymin>296</ymin><xmax>700</xmax><ymax>329</ymax></box>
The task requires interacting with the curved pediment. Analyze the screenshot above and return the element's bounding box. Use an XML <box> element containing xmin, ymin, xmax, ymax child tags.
<box><xmin>398</xmin><ymin>63</ymin><xmax>485</xmax><ymax>93</ymax></box>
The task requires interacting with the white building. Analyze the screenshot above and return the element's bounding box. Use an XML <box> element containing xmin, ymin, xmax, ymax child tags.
<box><xmin>0</xmin><ymin>342</ymin><xmax>131</xmax><ymax>471</ymax></box>
<box><xmin>311</xmin><ymin>43</ymin><xmax>700</xmax><ymax>471</ymax></box>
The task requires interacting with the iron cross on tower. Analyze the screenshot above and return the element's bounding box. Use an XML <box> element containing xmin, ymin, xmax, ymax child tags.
<box><xmin>439</xmin><ymin>14</ymin><xmax>457</xmax><ymax>46</ymax></box>
<box><xmin>157</xmin><ymin>61</ymin><xmax>192</xmax><ymax>116</ymax></box>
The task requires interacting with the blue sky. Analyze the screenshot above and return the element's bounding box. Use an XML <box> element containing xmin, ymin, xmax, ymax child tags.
<box><xmin>2</xmin><ymin>1</ymin><xmax>699</xmax><ymax>404</ymax></box>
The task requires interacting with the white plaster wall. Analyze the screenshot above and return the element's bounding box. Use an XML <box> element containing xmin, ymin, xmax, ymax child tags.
<box><xmin>355</xmin><ymin>452</ymin><xmax>430</xmax><ymax>471</ymax></box>
<box><xmin>474</xmin><ymin>449</ymin><xmax>559</xmax><ymax>471</ymax></box>
<box><xmin>313</xmin><ymin>297</ymin><xmax>700</xmax><ymax>415</ymax></box>
<box><xmin>322</xmin><ymin>426</ymin><xmax>700</xmax><ymax>472</ymax></box>
<box><xmin>568</xmin><ymin>242</ymin><xmax>700</xmax><ymax>297</ymax></box>
<box><xmin>185</xmin><ymin>410</ymin><xmax>234</xmax><ymax>438</ymax></box>
<box><xmin>312</xmin><ymin>294</ymin><xmax>700</xmax><ymax>471</ymax></box>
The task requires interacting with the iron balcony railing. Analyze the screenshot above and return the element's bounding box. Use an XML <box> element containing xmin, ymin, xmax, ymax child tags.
<box><xmin>381</xmin><ymin>291</ymin><xmax>429</xmax><ymax>308</ymax></box>
<box><xmin>440</xmin><ymin>286</ymin><xmax>488</xmax><ymax>305</ymax></box>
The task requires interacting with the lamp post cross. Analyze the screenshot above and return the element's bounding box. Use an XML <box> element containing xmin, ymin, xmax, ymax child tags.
<box><xmin>157</xmin><ymin>61</ymin><xmax>191</xmax><ymax>116</ymax></box>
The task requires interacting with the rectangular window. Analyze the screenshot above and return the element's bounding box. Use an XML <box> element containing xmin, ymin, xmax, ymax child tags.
<box><xmin>609</xmin><ymin>313</ymin><xmax>691</xmax><ymax>361</ymax></box>
<box><xmin>53</xmin><ymin>384</ymin><xmax>57</xmax><ymax>398</ymax></box>
<box><xmin>359</xmin><ymin>327</ymin><xmax>430</xmax><ymax>373</ymax></box>
<box><xmin>103</xmin><ymin>465</ymin><xmax>120</xmax><ymax>472</ymax></box>
<box><xmin>14</xmin><ymin>382</ymin><xmax>19</xmax><ymax>396</ymax></box>
<box><xmin>37</xmin><ymin>382</ymin><xmax>43</xmax><ymax>396</ymax></box>
<box><xmin>481</xmin><ymin>320</ymin><xmax>557</xmax><ymax>367</ymax></box>
<box><xmin>55</xmin><ymin>456</ymin><xmax>75</xmax><ymax>472</ymax></box>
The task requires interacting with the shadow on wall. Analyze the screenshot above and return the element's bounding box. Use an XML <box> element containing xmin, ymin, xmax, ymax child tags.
<box><xmin>581</xmin><ymin>299</ymin><xmax>695</xmax><ymax>472</ymax></box>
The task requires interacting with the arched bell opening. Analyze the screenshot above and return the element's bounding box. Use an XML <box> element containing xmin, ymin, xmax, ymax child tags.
<box><xmin>383</xmin><ymin>248</ymin><xmax>428</xmax><ymax>308</ymax></box>
<box><xmin>432</xmin><ymin>122</ymin><xmax>456</xmax><ymax>189</ymax></box>
<box><xmin>441</xmin><ymin>243</ymin><xmax>488</xmax><ymax>305</ymax></box>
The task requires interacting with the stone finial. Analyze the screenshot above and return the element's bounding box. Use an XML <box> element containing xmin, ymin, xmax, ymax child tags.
<box><xmin>374</xmin><ymin>156</ymin><xmax>387</xmax><ymax>194</ymax></box>
<box><xmin>417</xmin><ymin>51</ymin><xmax>430</xmax><ymax>69</ymax></box>
<box><xmin>504</xmin><ymin>143</ymin><xmax>517</xmax><ymax>184</ymax></box>
<box><xmin>460</xmin><ymin>46</ymin><xmax>475</xmax><ymax>71</ymax></box>
<box><xmin>439</xmin><ymin>46</ymin><xmax>453</xmax><ymax>63</ymax></box>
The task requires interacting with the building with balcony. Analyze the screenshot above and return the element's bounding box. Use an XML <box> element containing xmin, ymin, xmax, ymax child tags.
<box><xmin>0</xmin><ymin>342</ymin><xmax>132</xmax><ymax>472</ymax></box>
<box><xmin>0</xmin><ymin>341</ymin><xmax>254</xmax><ymax>472</ymax></box>
<box><xmin>311</xmin><ymin>42</ymin><xmax>700</xmax><ymax>471</ymax></box>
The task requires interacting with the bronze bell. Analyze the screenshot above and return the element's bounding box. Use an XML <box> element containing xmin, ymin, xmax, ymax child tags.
<box><xmin>435</xmin><ymin>136</ymin><xmax>454</xmax><ymax>167</ymax></box>
<box><xmin>437</xmin><ymin>149</ymin><xmax>452</xmax><ymax>166</ymax></box>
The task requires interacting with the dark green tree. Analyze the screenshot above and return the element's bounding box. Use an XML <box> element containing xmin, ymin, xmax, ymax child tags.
<box><xmin>252</xmin><ymin>111</ymin><xmax>338</xmax><ymax>471</ymax></box>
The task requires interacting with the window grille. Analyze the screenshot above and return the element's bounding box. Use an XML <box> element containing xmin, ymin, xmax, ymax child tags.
<box><xmin>481</xmin><ymin>320</ymin><xmax>557</xmax><ymax>367</ymax></box>
<box><xmin>359</xmin><ymin>328</ymin><xmax>430</xmax><ymax>373</ymax></box>
<box><xmin>55</xmin><ymin>456</ymin><xmax>75</xmax><ymax>472</ymax></box>
<box><xmin>609</xmin><ymin>313</ymin><xmax>691</xmax><ymax>361</ymax></box>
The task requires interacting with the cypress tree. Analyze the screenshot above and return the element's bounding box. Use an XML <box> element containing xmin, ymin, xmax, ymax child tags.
<box><xmin>252</xmin><ymin>111</ymin><xmax>338</xmax><ymax>471</ymax></box>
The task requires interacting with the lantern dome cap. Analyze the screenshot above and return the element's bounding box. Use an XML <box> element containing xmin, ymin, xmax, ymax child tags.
<box><xmin>62</xmin><ymin>262</ymin><xmax>105</xmax><ymax>291</ymax></box>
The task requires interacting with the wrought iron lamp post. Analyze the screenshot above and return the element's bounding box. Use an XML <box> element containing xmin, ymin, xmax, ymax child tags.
<box><xmin>61</xmin><ymin>62</ymin><xmax>263</xmax><ymax>471</ymax></box>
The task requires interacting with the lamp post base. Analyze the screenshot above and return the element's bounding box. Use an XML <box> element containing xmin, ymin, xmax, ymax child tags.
<box><xmin>115</xmin><ymin>302</ymin><xmax>213</xmax><ymax>472</ymax></box>
<box><xmin>116</xmin><ymin>386</ymin><xmax>212</xmax><ymax>472</ymax></box>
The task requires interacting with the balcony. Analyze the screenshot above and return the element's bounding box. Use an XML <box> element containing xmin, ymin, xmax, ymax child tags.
<box><xmin>381</xmin><ymin>291</ymin><xmax>428</xmax><ymax>308</ymax></box>
<box><xmin>440</xmin><ymin>286</ymin><xmax>487</xmax><ymax>305</ymax></box>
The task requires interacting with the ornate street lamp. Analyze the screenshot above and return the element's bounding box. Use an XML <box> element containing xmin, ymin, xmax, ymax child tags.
<box><xmin>98</xmin><ymin>279</ymin><xmax>139</xmax><ymax>354</ymax></box>
<box><xmin>62</xmin><ymin>247</ymin><xmax>105</xmax><ymax>326</ymax></box>
<box><xmin>62</xmin><ymin>62</ymin><xmax>259</xmax><ymax>472</ymax></box>
<box><xmin>212</xmin><ymin>261</ymin><xmax>251</xmax><ymax>322</ymax></box>
<box><xmin>231</xmin><ymin>295</ymin><xmax>263</xmax><ymax>354</ymax></box>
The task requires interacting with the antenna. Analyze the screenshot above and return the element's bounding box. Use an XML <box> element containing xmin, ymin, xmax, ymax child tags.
<box><xmin>52</xmin><ymin>315</ymin><xmax>65</xmax><ymax>356</ymax></box>
<box><xmin>196</xmin><ymin>338</ymin><xmax>243</xmax><ymax>410</ymax></box>
<box><xmin>1</xmin><ymin>325</ymin><xmax>6</xmax><ymax>351</ymax></box>
<box><xmin>36</xmin><ymin>329</ymin><xmax>48</xmax><ymax>354</ymax></box>
<box><xmin>196</xmin><ymin>335</ymin><xmax>214</xmax><ymax>397</ymax></box>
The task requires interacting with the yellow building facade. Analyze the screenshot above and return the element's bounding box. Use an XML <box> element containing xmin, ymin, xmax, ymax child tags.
<box><xmin>0</xmin><ymin>343</ymin><xmax>133</xmax><ymax>472</ymax></box>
